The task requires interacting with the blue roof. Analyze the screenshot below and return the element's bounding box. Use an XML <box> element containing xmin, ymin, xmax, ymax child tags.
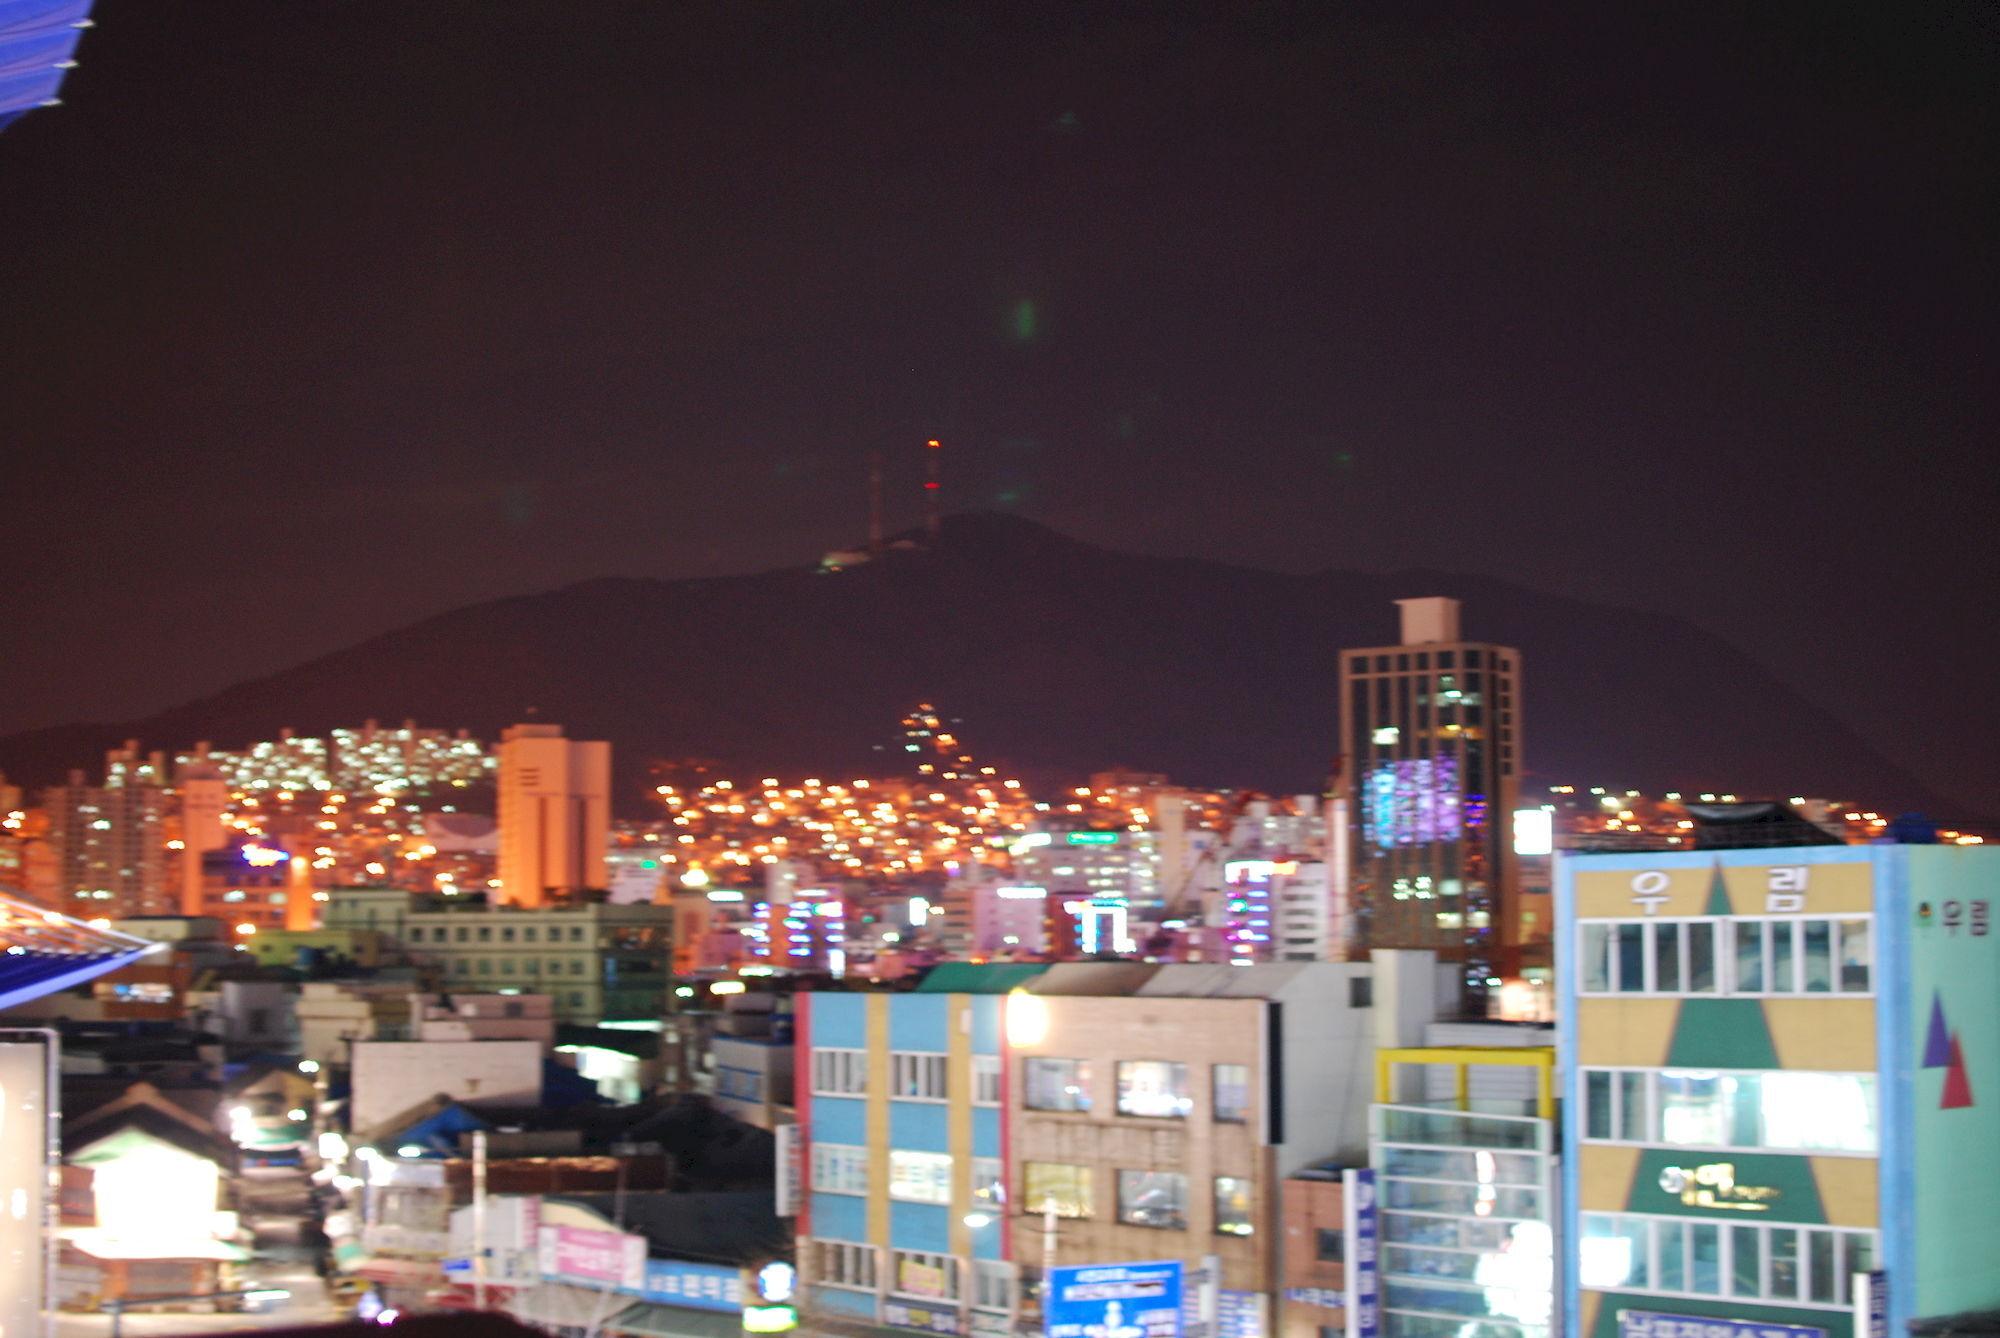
<box><xmin>0</xmin><ymin>0</ymin><xmax>95</xmax><ymax>133</ymax></box>
<box><xmin>0</xmin><ymin>892</ymin><xmax>160</xmax><ymax>1011</ymax></box>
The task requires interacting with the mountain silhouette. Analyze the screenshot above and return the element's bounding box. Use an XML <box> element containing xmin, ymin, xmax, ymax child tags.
<box><xmin>0</xmin><ymin>514</ymin><xmax>1953</xmax><ymax>818</ymax></box>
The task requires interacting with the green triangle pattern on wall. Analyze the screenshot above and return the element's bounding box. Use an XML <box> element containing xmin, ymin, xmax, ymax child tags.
<box><xmin>1668</xmin><ymin>998</ymin><xmax>1781</xmax><ymax>1070</ymax></box>
<box><xmin>1703</xmin><ymin>862</ymin><xmax>1733</xmax><ymax>916</ymax></box>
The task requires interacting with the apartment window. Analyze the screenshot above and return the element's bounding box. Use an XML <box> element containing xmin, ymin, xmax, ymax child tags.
<box><xmin>1117</xmin><ymin>1061</ymin><xmax>1191</xmax><ymax>1118</ymax></box>
<box><xmin>1117</xmin><ymin>1170</ymin><xmax>1188</xmax><ymax>1230</ymax></box>
<box><xmin>971</xmin><ymin>1156</ymin><xmax>1005</xmax><ymax>1208</ymax></box>
<box><xmin>571</xmin><ymin>925</ymin><xmax>586</xmax><ymax>941</ymax></box>
<box><xmin>1580</xmin><ymin>1067</ymin><xmax>1878</xmax><ymax>1154</ymax></box>
<box><xmin>889</xmin><ymin>1150</ymin><xmax>953</xmax><ymax>1204</ymax></box>
<box><xmin>972</xmin><ymin>1054</ymin><xmax>1002</xmax><ymax>1106</ymax></box>
<box><xmin>524</xmin><ymin>926</ymin><xmax>538</xmax><ymax>942</ymax></box>
<box><xmin>1214</xmin><ymin>1177</ymin><xmax>1254</xmax><ymax>1236</ymax></box>
<box><xmin>891</xmin><ymin>1251</ymin><xmax>959</xmax><ymax>1301</ymax></box>
<box><xmin>972</xmin><ymin>1260</ymin><xmax>1016</xmax><ymax>1314</ymax></box>
<box><xmin>477</xmin><ymin>925</ymin><xmax>492</xmax><ymax>942</ymax></box>
<box><xmin>570</xmin><ymin>958</ymin><xmax>585</xmax><ymax>975</ymax></box>
<box><xmin>1213</xmin><ymin>1064</ymin><xmax>1251</xmax><ymax>1123</ymax></box>
<box><xmin>501</xmin><ymin>926</ymin><xmax>516</xmax><ymax>943</ymax></box>
<box><xmin>1349</xmin><ymin>976</ymin><xmax>1372</xmax><ymax>1008</ymax></box>
<box><xmin>812</xmin><ymin>1143</ymin><xmax>869</xmax><ymax>1195</ymax></box>
<box><xmin>812</xmin><ymin>1048</ymin><xmax>868</xmax><ymax>1096</ymax></box>
<box><xmin>1579</xmin><ymin>920</ymin><xmax>1718</xmax><ymax>994</ymax></box>
<box><xmin>500</xmin><ymin>958</ymin><xmax>516</xmax><ymax>975</ymax></box>
<box><xmin>1580</xmin><ymin>917</ymin><xmax>1870</xmax><ymax>996</ymax></box>
<box><xmin>1022</xmin><ymin>1162</ymin><xmax>1092</xmax><ymax>1219</ymax></box>
<box><xmin>1316</xmin><ymin>1229</ymin><xmax>1344</xmax><ymax>1262</ymax></box>
<box><xmin>547</xmin><ymin>958</ymin><xmax>564</xmax><ymax>974</ymax></box>
<box><xmin>1734</xmin><ymin>918</ymin><xmax>1872</xmax><ymax>995</ymax></box>
<box><xmin>890</xmin><ymin>1052</ymin><xmax>948</xmax><ymax>1100</ymax></box>
<box><xmin>814</xmin><ymin>1240</ymin><xmax>878</xmax><ymax>1291</ymax></box>
<box><xmin>454</xmin><ymin>926</ymin><xmax>469</xmax><ymax>942</ymax></box>
<box><xmin>1024</xmin><ymin>1058</ymin><xmax>1092</xmax><ymax>1112</ymax></box>
<box><xmin>476</xmin><ymin>959</ymin><xmax>491</xmax><ymax>974</ymax></box>
<box><xmin>1581</xmin><ymin>1214</ymin><xmax>1875</xmax><ymax>1308</ymax></box>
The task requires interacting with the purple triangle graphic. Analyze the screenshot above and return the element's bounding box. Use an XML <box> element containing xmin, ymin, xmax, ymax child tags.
<box><xmin>1925</xmin><ymin>992</ymin><xmax>1953</xmax><ymax>1068</ymax></box>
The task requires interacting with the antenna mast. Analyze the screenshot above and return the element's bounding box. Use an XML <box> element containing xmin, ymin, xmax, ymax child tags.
<box><xmin>925</xmin><ymin>438</ymin><xmax>942</xmax><ymax>543</ymax></box>
<box><xmin>867</xmin><ymin>450</ymin><xmax>885</xmax><ymax>555</ymax></box>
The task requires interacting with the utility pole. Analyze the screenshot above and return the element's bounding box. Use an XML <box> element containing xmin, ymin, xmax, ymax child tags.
<box><xmin>471</xmin><ymin>1129</ymin><xmax>489</xmax><ymax>1310</ymax></box>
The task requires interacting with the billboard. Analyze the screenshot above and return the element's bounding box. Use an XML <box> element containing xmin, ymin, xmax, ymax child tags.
<box><xmin>0</xmin><ymin>1036</ymin><xmax>51</xmax><ymax>1338</ymax></box>
<box><xmin>1047</xmin><ymin>1261</ymin><xmax>1184</xmax><ymax>1338</ymax></box>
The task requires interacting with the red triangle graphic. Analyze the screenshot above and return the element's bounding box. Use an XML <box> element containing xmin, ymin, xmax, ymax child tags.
<box><xmin>1942</xmin><ymin>1032</ymin><xmax>1975</xmax><ymax>1110</ymax></box>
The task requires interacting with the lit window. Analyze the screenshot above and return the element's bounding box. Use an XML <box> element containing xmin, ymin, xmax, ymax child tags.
<box><xmin>811</xmin><ymin>1143</ymin><xmax>868</xmax><ymax>1194</ymax></box>
<box><xmin>891</xmin><ymin>1052</ymin><xmax>948</xmax><ymax>1100</ymax></box>
<box><xmin>1116</xmin><ymin>1061</ymin><xmax>1191</xmax><ymax>1118</ymax></box>
<box><xmin>1024</xmin><ymin>1057</ymin><xmax>1091</xmax><ymax>1112</ymax></box>
<box><xmin>1214</xmin><ymin>1177</ymin><xmax>1253</xmax><ymax>1235</ymax></box>
<box><xmin>1023</xmin><ymin>1162</ymin><xmax>1091</xmax><ymax>1218</ymax></box>
<box><xmin>888</xmin><ymin>1150</ymin><xmax>953</xmax><ymax>1204</ymax></box>
<box><xmin>1116</xmin><ymin>1170</ymin><xmax>1188</xmax><ymax>1230</ymax></box>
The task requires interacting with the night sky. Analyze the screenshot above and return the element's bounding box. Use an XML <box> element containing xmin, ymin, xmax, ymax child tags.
<box><xmin>1</xmin><ymin>3</ymin><xmax>1993</xmax><ymax>814</ymax></box>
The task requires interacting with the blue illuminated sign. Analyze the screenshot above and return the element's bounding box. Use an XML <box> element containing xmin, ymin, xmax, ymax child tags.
<box><xmin>1046</xmin><ymin>1260</ymin><xmax>1183</xmax><ymax>1338</ymax></box>
<box><xmin>640</xmin><ymin>1257</ymin><xmax>742</xmax><ymax>1311</ymax></box>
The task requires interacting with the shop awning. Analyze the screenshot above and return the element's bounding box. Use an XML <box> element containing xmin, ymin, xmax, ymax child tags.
<box><xmin>351</xmin><ymin>1256</ymin><xmax>445</xmax><ymax>1286</ymax></box>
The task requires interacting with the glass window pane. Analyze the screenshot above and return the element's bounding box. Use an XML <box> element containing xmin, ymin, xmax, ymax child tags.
<box><xmin>1768</xmin><ymin>1228</ymin><xmax>1799</xmax><ymax>1300</ymax></box>
<box><xmin>1736</xmin><ymin>921</ymin><xmax>1765</xmax><ymax>992</ymax></box>
<box><xmin>1617</xmin><ymin>925</ymin><xmax>1647</xmax><ymax>992</ymax></box>
<box><xmin>1654</xmin><ymin>924</ymin><xmax>1683</xmax><ymax>993</ymax></box>
<box><xmin>1116</xmin><ymin>1061</ymin><xmax>1191</xmax><ymax>1118</ymax></box>
<box><xmin>1585</xmin><ymin>1071</ymin><xmax>1612</xmax><ymax>1139</ymax></box>
<box><xmin>1760</xmin><ymin>1073</ymin><xmax>1877</xmax><ymax>1153</ymax></box>
<box><xmin>1690</xmin><ymin>1222</ymin><xmax>1721</xmax><ymax>1294</ymax></box>
<box><xmin>1838</xmin><ymin>919</ymin><xmax>1872</xmax><ymax>992</ymax></box>
<box><xmin>1656</xmin><ymin>1220</ymin><xmax>1686</xmax><ymax>1292</ymax></box>
<box><xmin>1803</xmin><ymin>921</ymin><xmax>1834</xmax><ymax>992</ymax></box>
<box><xmin>1213</xmin><ymin>1064</ymin><xmax>1251</xmax><ymax>1123</ymax></box>
<box><xmin>1583</xmin><ymin>924</ymin><xmax>1611</xmax><ymax>992</ymax></box>
<box><xmin>1025</xmin><ymin>1058</ymin><xmax>1092</xmax><ymax>1112</ymax></box>
<box><xmin>1687</xmin><ymin>922</ymin><xmax>1716</xmax><ymax>993</ymax></box>
<box><xmin>1214</xmin><ymin>1177</ymin><xmax>1253</xmax><ymax>1236</ymax></box>
<box><xmin>1808</xmin><ymin>1230</ymin><xmax>1837</xmax><ymax>1302</ymax></box>
<box><xmin>1617</xmin><ymin>1071</ymin><xmax>1648</xmax><ymax>1141</ymax></box>
<box><xmin>1731</xmin><ymin>1225</ymin><xmax>1762</xmax><ymax>1297</ymax></box>
<box><xmin>1771</xmin><ymin>922</ymin><xmax>1797</xmax><ymax>992</ymax></box>
<box><xmin>1023</xmin><ymin>1163</ymin><xmax>1091</xmax><ymax>1218</ymax></box>
<box><xmin>1842</xmin><ymin>1232</ymin><xmax>1876</xmax><ymax>1281</ymax></box>
<box><xmin>1660</xmin><ymin>1072</ymin><xmax>1728</xmax><ymax>1145</ymax></box>
<box><xmin>1116</xmin><ymin>1170</ymin><xmax>1187</xmax><ymax>1230</ymax></box>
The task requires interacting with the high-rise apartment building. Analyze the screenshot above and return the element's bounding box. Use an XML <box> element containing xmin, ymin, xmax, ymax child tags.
<box><xmin>496</xmin><ymin>724</ymin><xmax>611</xmax><ymax>908</ymax></box>
<box><xmin>1337</xmin><ymin>597</ymin><xmax>1524</xmax><ymax>1003</ymax></box>
<box><xmin>43</xmin><ymin>746</ymin><xmax>173</xmax><ymax>916</ymax></box>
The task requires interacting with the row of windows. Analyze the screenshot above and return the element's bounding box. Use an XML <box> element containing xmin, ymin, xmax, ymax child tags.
<box><xmin>408</xmin><ymin>922</ymin><xmax>591</xmax><ymax>944</ymax></box>
<box><xmin>1581</xmin><ymin>1214</ymin><xmax>1876</xmax><ymax>1308</ymax></box>
<box><xmin>1581</xmin><ymin>1067</ymin><xmax>1877</xmax><ymax>1154</ymax></box>
<box><xmin>811</xmin><ymin>1145</ymin><xmax>1003</xmax><ymax>1206</ymax></box>
<box><xmin>810</xmin><ymin>1050</ymin><xmax>1002</xmax><ymax>1103</ymax></box>
<box><xmin>446</xmin><ymin>957</ymin><xmax>589</xmax><ymax>976</ymax></box>
<box><xmin>809</xmin><ymin>1242</ymin><xmax>1015</xmax><ymax>1311</ymax></box>
<box><xmin>1022</xmin><ymin>1162</ymin><xmax>1253</xmax><ymax>1235</ymax></box>
<box><xmin>1024</xmin><ymin>1058</ymin><xmax>1251</xmax><ymax>1121</ymax></box>
<box><xmin>1580</xmin><ymin>917</ymin><xmax>1871</xmax><ymax>996</ymax></box>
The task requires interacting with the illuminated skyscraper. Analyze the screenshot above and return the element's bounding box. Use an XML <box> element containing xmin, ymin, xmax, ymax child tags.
<box><xmin>44</xmin><ymin>745</ymin><xmax>172</xmax><ymax>916</ymax></box>
<box><xmin>1337</xmin><ymin>597</ymin><xmax>1524</xmax><ymax>1006</ymax></box>
<box><xmin>496</xmin><ymin>723</ymin><xmax>611</xmax><ymax>908</ymax></box>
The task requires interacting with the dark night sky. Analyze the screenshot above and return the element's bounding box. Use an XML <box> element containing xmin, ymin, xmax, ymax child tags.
<box><xmin>1</xmin><ymin>3</ymin><xmax>1994</xmax><ymax>813</ymax></box>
